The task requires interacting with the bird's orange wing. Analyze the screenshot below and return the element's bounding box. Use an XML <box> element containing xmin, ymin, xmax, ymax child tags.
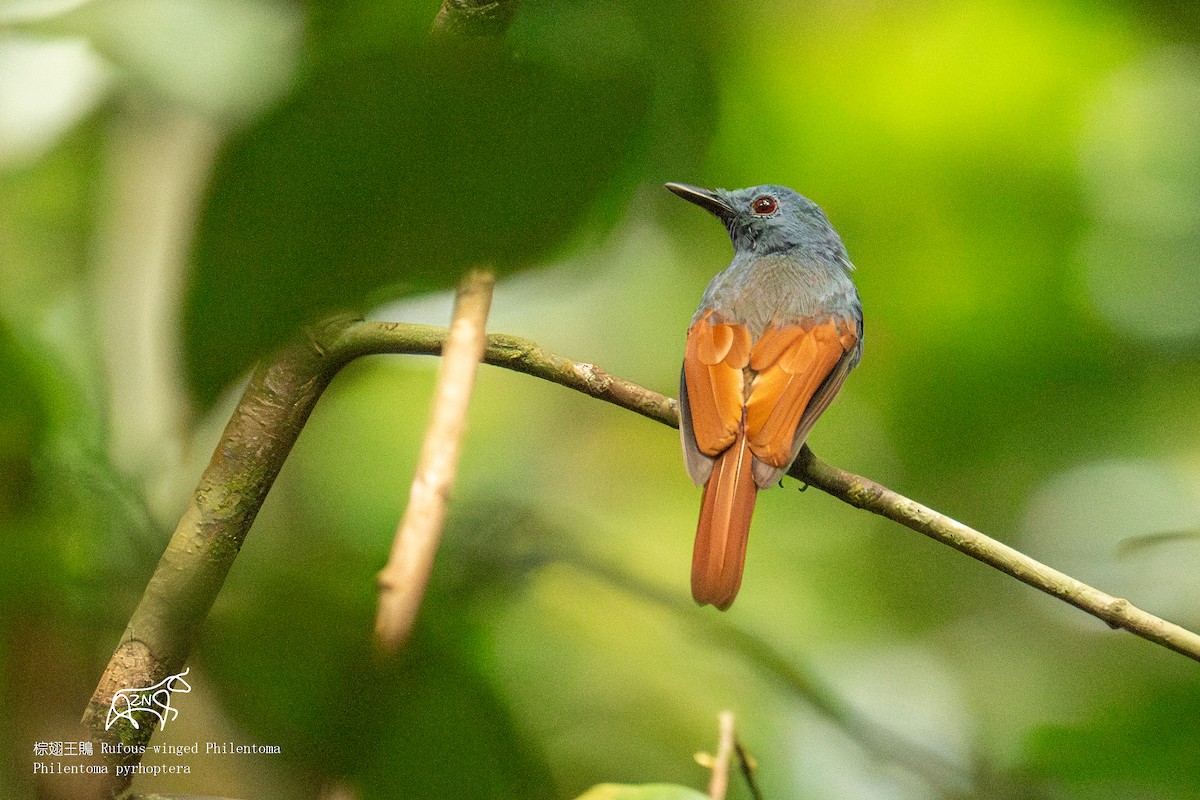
<box><xmin>683</xmin><ymin>311</ymin><xmax>755</xmax><ymax>610</ymax></box>
<box><xmin>684</xmin><ymin>313</ymin><xmax>858</xmax><ymax>609</ymax></box>
<box><xmin>682</xmin><ymin>311</ymin><xmax>752</xmax><ymax>456</ymax></box>
<box><xmin>745</xmin><ymin>318</ymin><xmax>858</xmax><ymax>469</ymax></box>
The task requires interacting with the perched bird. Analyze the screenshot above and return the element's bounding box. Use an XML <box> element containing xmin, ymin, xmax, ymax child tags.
<box><xmin>667</xmin><ymin>182</ymin><xmax>863</xmax><ymax>610</ymax></box>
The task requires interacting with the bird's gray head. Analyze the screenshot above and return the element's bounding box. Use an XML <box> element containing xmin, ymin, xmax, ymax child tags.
<box><xmin>665</xmin><ymin>182</ymin><xmax>852</xmax><ymax>267</ymax></box>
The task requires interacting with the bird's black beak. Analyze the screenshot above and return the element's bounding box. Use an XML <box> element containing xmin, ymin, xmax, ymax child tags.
<box><xmin>665</xmin><ymin>182</ymin><xmax>735</xmax><ymax>222</ymax></box>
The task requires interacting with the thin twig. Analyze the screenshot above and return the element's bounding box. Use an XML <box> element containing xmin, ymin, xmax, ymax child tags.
<box><xmin>703</xmin><ymin>712</ymin><xmax>764</xmax><ymax>800</ymax></box>
<box><xmin>734</xmin><ymin>736</ymin><xmax>764</xmax><ymax>800</ymax></box>
<box><xmin>707</xmin><ymin>710</ymin><xmax>736</xmax><ymax>800</ymax></box>
<box><xmin>375</xmin><ymin>270</ymin><xmax>494</xmax><ymax>653</ymax></box>
<box><xmin>336</xmin><ymin>323</ymin><xmax>679</xmax><ymax>427</ymax></box>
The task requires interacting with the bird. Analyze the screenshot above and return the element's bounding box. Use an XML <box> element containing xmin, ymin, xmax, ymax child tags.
<box><xmin>667</xmin><ymin>182</ymin><xmax>863</xmax><ymax>610</ymax></box>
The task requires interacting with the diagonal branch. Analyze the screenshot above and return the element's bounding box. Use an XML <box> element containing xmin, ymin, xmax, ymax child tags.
<box><xmin>375</xmin><ymin>270</ymin><xmax>494</xmax><ymax>653</ymax></box>
<box><xmin>792</xmin><ymin>451</ymin><xmax>1200</xmax><ymax>660</ymax></box>
<box><xmin>359</xmin><ymin>322</ymin><xmax>1200</xmax><ymax>663</ymax></box>
<box><xmin>85</xmin><ymin>318</ymin><xmax>1200</xmax><ymax>789</ymax></box>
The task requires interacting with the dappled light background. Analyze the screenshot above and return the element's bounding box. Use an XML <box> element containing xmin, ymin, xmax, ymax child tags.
<box><xmin>3</xmin><ymin>0</ymin><xmax>1200</xmax><ymax>798</ymax></box>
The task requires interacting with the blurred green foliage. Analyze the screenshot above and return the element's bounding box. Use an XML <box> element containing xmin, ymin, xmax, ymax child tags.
<box><xmin>184</xmin><ymin>0</ymin><xmax>714</xmax><ymax>402</ymax></box>
<box><xmin>3</xmin><ymin>0</ymin><xmax>1200</xmax><ymax>799</ymax></box>
<box><xmin>187</xmin><ymin>35</ymin><xmax>652</xmax><ymax>401</ymax></box>
<box><xmin>1026</xmin><ymin>679</ymin><xmax>1200</xmax><ymax>799</ymax></box>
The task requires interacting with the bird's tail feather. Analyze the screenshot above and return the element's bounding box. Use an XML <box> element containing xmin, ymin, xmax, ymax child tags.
<box><xmin>691</xmin><ymin>431</ymin><xmax>757</xmax><ymax>610</ymax></box>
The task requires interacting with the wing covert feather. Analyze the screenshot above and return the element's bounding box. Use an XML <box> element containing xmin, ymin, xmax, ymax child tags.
<box><xmin>745</xmin><ymin>320</ymin><xmax>853</xmax><ymax>469</ymax></box>
<box><xmin>682</xmin><ymin>314</ymin><xmax>751</xmax><ymax>456</ymax></box>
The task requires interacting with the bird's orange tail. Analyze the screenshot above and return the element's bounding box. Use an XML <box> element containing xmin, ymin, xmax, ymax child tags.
<box><xmin>691</xmin><ymin>432</ymin><xmax>758</xmax><ymax>610</ymax></box>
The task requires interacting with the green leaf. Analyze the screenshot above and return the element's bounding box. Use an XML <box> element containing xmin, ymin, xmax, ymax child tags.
<box><xmin>183</xmin><ymin>37</ymin><xmax>654</xmax><ymax>404</ymax></box>
<box><xmin>573</xmin><ymin>784</ymin><xmax>709</xmax><ymax>800</ymax></box>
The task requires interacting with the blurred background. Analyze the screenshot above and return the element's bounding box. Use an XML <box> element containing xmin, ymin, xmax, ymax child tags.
<box><xmin>4</xmin><ymin>0</ymin><xmax>1200</xmax><ymax>797</ymax></box>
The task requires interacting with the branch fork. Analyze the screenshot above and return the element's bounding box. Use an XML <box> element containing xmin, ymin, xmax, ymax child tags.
<box><xmin>82</xmin><ymin>315</ymin><xmax>1200</xmax><ymax>791</ymax></box>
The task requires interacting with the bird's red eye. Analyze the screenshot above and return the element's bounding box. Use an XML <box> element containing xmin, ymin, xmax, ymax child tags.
<box><xmin>751</xmin><ymin>195</ymin><xmax>777</xmax><ymax>215</ymax></box>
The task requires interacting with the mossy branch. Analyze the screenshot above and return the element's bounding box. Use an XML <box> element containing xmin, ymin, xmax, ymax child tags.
<box><xmin>84</xmin><ymin>317</ymin><xmax>1200</xmax><ymax>791</ymax></box>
